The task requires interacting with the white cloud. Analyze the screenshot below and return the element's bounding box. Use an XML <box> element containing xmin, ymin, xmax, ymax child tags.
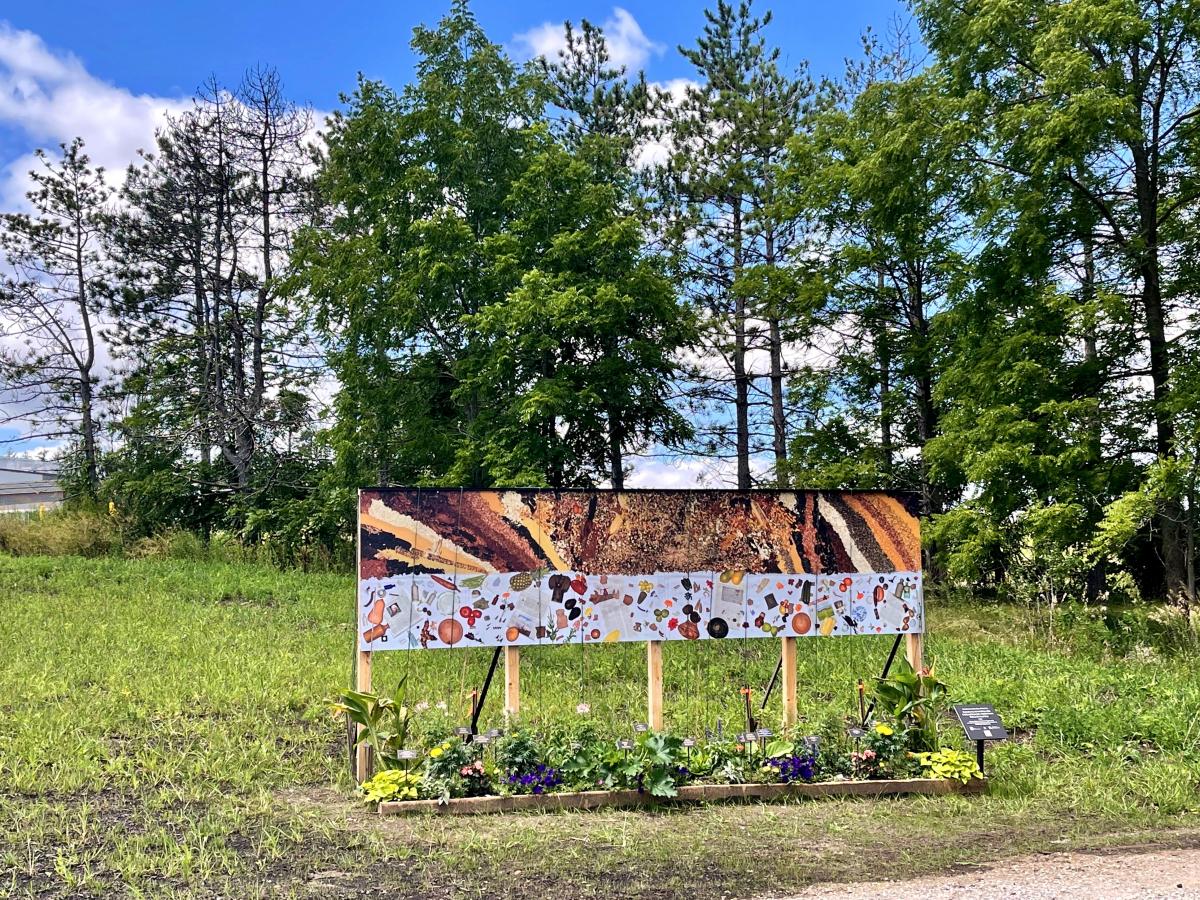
<box><xmin>0</xmin><ymin>21</ymin><xmax>188</xmax><ymax>207</ymax></box>
<box><xmin>625</xmin><ymin>454</ymin><xmax>775</xmax><ymax>489</ymax></box>
<box><xmin>512</xmin><ymin>7</ymin><xmax>664</xmax><ymax>71</ymax></box>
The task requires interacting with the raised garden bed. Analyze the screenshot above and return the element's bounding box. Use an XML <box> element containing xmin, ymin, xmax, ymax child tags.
<box><xmin>378</xmin><ymin>776</ymin><xmax>985</xmax><ymax>816</ymax></box>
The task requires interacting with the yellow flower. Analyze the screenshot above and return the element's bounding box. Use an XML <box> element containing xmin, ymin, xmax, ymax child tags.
<box><xmin>430</xmin><ymin>747</ymin><xmax>444</xmax><ymax>758</ymax></box>
<box><xmin>108</xmin><ymin>500</ymin><xmax>117</xmax><ymax>517</ymax></box>
<box><xmin>874</xmin><ymin>723</ymin><xmax>894</xmax><ymax>736</ymax></box>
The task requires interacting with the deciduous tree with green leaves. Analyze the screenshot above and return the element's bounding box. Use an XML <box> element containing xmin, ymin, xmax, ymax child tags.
<box><xmin>917</xmin><ymin>0</ymin><xmax>1200</xmax><ymax>600</ymax></box>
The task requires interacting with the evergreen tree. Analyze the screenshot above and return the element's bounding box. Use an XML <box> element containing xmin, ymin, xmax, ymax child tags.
<box><xmin>0</xmin><ymin>139</ymin><xmax>111</xmax><ymax>496</ymax></box>
<box><xmin>657</xmin><ymin>0</ymin><xmax>813</xmax><ymax>487</ymax></box>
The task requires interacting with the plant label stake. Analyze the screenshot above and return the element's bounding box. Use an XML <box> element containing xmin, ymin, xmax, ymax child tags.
<box><xmin>397</xmin><ymin>747</ymin><xmax>417</xmax><ymax>775</ymax></box>
<box><xmin>617</xmin><ymin>738</ymin><xmax>633</xmax><ymax>766</ymax></box>
<box><xmin>952</xmin><ymin>704</ymin><xmax>1008</xmax><ymax>776</ymax></box>
<box><xmin>756</xmin><ymin>727</ymin><xmax>773</xmax><ymax>754</ymax></box>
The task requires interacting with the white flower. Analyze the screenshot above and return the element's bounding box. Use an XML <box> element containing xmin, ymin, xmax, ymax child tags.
<box><xmin>436</xmin><ymin>701</ymin><xmax>448</xmax><ymax>711</ymax></box>
<box><xmin>576</xmin><ymin>702</ymin><xmax>591</xmax><ymax>715</ymax></box>
<box><xmin>414</xmin><ymin>701</ymin><xmax>429</xmax><ymax>713</ymax></box>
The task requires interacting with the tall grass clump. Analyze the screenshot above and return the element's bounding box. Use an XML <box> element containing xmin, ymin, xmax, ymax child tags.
<box><xmin>0</xmin><ymin>508</ymin><xmax>121</xmax><ymax>557</ymax></box>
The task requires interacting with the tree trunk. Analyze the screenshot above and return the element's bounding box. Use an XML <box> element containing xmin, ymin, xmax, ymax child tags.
<box><xmin>768</xmin><ymin>313</ymin><xmax>787</xmax><ymax>485</ymax></box>
<box><xmin>732</xmin><ymin>201</ymin><xmax>751</xmax><ymax>490</ymax></box>
<box><xmin>78</xmin><ymin>378</ymin><xmax>98</xmax><ymax>495</ymax></box>
<box><xmin>877</xmin><ymin>269</ymin><xmax>893</xmax><ymax>480</ymax></box>
<box><xmin>906</xmin><ymin>278</ymin><xmax>938</xmax><ymax>517</ymax></box>
<box><xmin>73</xmin><ymin>217</ymin><xmax>99</xmax><ymax>497</ymax></box>
<box><xmin>1132</xmin><ymin>143</ymin><xmax>1186</xmax><ymax>600</ymax></box>
<box><xmin>607</xmin><ymin>405</ymin><xmax>625</xmax><ymax>490</ymax></box>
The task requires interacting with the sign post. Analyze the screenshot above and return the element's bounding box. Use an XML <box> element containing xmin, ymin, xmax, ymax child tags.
<box><xmin>504</xmin><ymin>646</ymin><xmax>520</xmax><ymax>718</ymax></box>
<box><xmin>905</xmin><ymin>632</ymin><xmax>924</xmax><ymax>674</ymax></box>
<box><xmin>354</xmin><ymin>648</ymin><xmax>372</xmax><ymax>782</ymax></box>
<box><xmin>780</xmin><ymin>637</ymin><xmax>797</xmax><ymax>728</ymax></box>
<box><xmin>953</xmin><ymin>703</ymin><xmax>1008</xmax><ymax>776</ymax></box>
<box><xmin>647</xmin><ymin>641</ymin><xmax>664</xmax><ymax>730</ymax></box>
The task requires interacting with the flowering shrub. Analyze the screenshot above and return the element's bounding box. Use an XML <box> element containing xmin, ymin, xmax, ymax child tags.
<box><xmin>859</xmin><ymin>721</ymin><xmax>916</xmax><ymax>778</ymax></box>
<box><xmin>423</xmin><ymin>737</ymin><xmax>479</xmax><ymax>802</ymax></box>
<box><xmin>459</xmin><ymin>758</ymin><xmax>494</xmax><ymax>797</ymax></box>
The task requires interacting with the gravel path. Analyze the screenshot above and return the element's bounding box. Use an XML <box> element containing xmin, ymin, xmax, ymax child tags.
<box><xmin>777</xmin><ymin>846</ymin><xmax>1200</xmax><ymax>899</ymax></box>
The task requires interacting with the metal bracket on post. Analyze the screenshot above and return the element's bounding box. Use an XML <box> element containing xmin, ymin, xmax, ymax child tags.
<box><xmin>469</xmin><ymin>646</ymin><xmax>503</xmax><ymax>736</ymax></box>
<box><xmin>761</xmin><ymin>657</ymin><xmax>783</xmax><ymax>711</ymax></box>
<box><xmin>862</xmin><ymin>633</ymin><xmax>905</xmax><ymax>724</ymax></box>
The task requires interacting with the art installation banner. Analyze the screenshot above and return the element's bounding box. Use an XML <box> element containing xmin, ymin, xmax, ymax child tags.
<box><xmin>357</xmin><ymin>489</ymin><xmax>923</xmax><ymax>651</ymax></box>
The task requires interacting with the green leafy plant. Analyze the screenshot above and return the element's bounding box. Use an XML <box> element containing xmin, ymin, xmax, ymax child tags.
<box><xmin>688</xmin><ymin>736</ymin><xmax>753</xmax><ymax>785</ymax></box>
<box><xmin>605</xmin><ymin>731</ymin><xmax>687</xmax><ymax>797</ymax></box>
<box><xmin>328</xmin><ymin>677</ymin><xmax>414</xmax><ymax>770</ymax></box>
<box><xmin>545</xmin><ymin>722</ymin><xmax>608</xmax><ymax>791</ymax></box>
<box><xmin>916</xmin><ymin>748</ymin><xmax>982</xmax><ymax>783</ymax></box>
<box><xmin>358</xmin><ymin>768</ymin><xmax>422</xmax><ymax>805</ymax></box>
<box><xmin>859</xmin><ymin>721</ymin><xmax>917</xmax><ymax>778</ymax></box>
<box><xmin>873</xmin><ymin>659</ymin><xmax>949</xmax><ymax>752</ymax></box>
<box><xmin>421</xmin><ymin>736</ymin><xmax>494</xmax><ymax>802</ymax></box>
<box><xmin>496</xmin><ymin>727</ymin><xmax>543</xmax><ymax>777</ymax></box>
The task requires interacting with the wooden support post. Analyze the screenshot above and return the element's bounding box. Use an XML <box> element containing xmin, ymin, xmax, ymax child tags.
<box><xmin>355</xmin><ymin>648</ymin><xmax>372</xmax><ymax>783</ymax></box>
<box><xmin>647</xmin><ymin>640</ymin><xmax>664</xmax><ymax>730</ymax></box>
<box><xmin>905</xmin><ymin>632</ymin><xmax>924</xmax><ymax>674</ymax></box>
<box><xmin>780</xmin><ymin>637</ymin><xmax>797</xmax><ymax>729</ymax></box>
<box><xmin>504</xmin><ymin>646</ymin><xmax>520</xmax><ymax>719</ymax></box>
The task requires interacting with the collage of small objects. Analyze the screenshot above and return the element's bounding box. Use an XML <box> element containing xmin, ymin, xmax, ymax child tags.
<box><xmin>357</xmin><ymin>489</ymin><xmax>924</xmax><ymax>652</ymax></box>
<box><xmin>359</xmin><ymin>568</ymin><xmax>924</xmax><ymax>650</ymax></box>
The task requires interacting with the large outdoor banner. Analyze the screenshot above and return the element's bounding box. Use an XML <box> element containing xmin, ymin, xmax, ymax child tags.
<box><xmin>358</xmin><ymin>489</ymin><xmax>923</xmax><ymax>651</ymax></box>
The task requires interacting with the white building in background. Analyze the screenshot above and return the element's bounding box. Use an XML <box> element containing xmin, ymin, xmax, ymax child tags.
<box><xmin>0</xmin><ymin>458</ymin><xmax>63</xmax><ymax>512</ymax></box>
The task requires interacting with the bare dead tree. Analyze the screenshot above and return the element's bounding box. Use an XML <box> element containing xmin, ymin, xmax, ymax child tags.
<box><xmin>111</xmin><ymin>69</ymin><xmax>314</xmax><ymax>493</ymax></box>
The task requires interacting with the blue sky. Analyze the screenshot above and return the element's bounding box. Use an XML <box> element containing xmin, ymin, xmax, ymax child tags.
<box><xmin>0</xmin><ymin>0</ymin><xmax>908</xmax><ymax>478</ymax></box>
<box><xmin>0</xmin><ymin>0</ymin><xmax>912</xmax><ymax>211</ymax></box>
<box><xmin>4</xmin><ymin>2</ymin><xmax>908</xmax><ymax>108</ymax></box>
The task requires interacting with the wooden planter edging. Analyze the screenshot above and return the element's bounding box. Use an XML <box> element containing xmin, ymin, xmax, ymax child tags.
<box><xmin>377</xmin><ymin>777</ymin><xmax>985</xmax><ymax>816</ymax></box>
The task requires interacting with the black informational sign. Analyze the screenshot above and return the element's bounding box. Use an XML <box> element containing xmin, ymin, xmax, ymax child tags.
<box><xmin>953</xmin><ymin>704</ymin><xmax>1008</xmax><ymax>742</ymax></box>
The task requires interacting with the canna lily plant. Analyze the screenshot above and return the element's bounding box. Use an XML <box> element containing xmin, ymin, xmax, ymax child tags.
<box><xmin>873</xmin><ymin>659</ymin><xmax>948</xmax><ymax>752</ymax></box>
<box><xmin>328</xmin><ymin>675</ymin><xmax>415</xmax><ymax>771</ymax></box>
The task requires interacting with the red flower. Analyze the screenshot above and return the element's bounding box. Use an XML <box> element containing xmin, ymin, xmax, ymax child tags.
<box><xmin>668</xmin><ymin>617</ymin><xmax>679</xmax><ymax>630</ymax></box>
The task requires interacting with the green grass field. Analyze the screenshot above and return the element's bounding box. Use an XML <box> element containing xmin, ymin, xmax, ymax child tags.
<box><xmin>2</xmin><ymin>554</ymin><xmax>1198</xmax><ymax>897</ymax></box>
